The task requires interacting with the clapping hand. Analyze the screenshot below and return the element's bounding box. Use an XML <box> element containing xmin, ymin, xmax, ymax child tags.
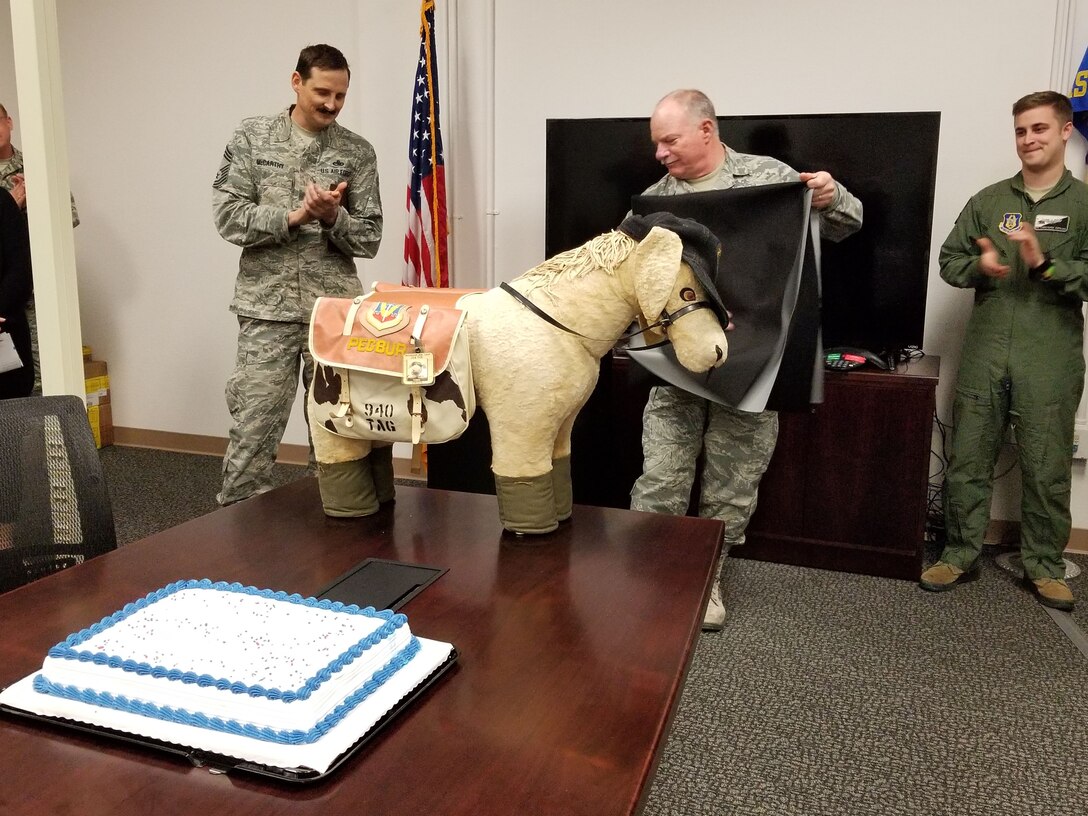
<box><xmin>1005</xmin><ymin>222</ymin><xmax>1046</xmax><ymax>269</ymax></box>
<box><xmin>304</xmin><ymin>181</ymin><xmax>347</xmax><ymax>226</ymax></box>
<box><xmin>974</xmin><ymin>237</ymin><xmax>1010</xmax><ymax>278</ymax></box>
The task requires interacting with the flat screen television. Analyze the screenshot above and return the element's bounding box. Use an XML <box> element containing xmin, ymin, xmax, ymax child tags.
<box><xmin>545</xmin><ymin>112</ymin><xmax>941</xmax><ymax>355</ymax></box>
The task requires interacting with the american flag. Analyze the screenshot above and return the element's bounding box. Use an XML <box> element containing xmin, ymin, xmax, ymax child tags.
<box><xmin>403</xmin><ymin>0</ymin><xmax>450</xmax><ymax>287</ymax></box>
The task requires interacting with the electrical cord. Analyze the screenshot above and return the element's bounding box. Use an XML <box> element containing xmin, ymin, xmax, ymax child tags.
<box><xmin>925</xmin><ymin>409</ymin><xmax>1020</xmax><ymax>547</ymax></box>
<box><xmin>896</xmin><ymin>345</ymin><xmax>926</xmax><ymax>365</ymax></box>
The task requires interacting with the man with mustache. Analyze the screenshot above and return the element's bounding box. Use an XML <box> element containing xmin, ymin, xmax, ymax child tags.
<box><xmin>212</xmin><ymin>43</ymin><xmax>383</xmax><ymax>506</ymax></box>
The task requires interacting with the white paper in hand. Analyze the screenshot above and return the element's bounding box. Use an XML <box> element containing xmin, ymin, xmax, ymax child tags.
<box><xmin>0</xmin><ymin>331</ymin><xmax>24</xmax><ymax>374</ymax></box>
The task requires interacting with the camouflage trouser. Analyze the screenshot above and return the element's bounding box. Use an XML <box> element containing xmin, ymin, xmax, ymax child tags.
<box><xmin>26</xmin><ymin>300</ymin><xmax>41</xmax><ymax>395</ymax></box>
<box><xmin>630</xmin><ymin>385</ymin><xmax>779</xmax><ymax>548</ymax></box>
<box><xmin>218</xmin><ymin>317</ymin><xmax>315</xmax><ymax>506</ymax></box>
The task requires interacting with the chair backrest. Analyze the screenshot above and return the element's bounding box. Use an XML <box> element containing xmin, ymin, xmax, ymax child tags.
<box><xmin>0</xmin><ymin>395</ymin><xmax>117</xmax><ymax>593</ymax></box>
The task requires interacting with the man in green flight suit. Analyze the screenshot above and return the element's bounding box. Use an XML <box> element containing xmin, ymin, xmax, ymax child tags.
<box><xmin>921</xmin><ymin>91</ymin><xmax>1088</xmax><ymax>610</ymax></box>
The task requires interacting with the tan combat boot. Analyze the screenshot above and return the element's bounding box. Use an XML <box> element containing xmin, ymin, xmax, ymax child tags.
<box><xmin>1024</xmin><ymin>575</ymin><xmax>1075</xmax><ymax>611</ymax></box>
<box><xmin>919</xmin><ymin>561</ymin><xmax>979</xmax><ymax>592</ymax></box>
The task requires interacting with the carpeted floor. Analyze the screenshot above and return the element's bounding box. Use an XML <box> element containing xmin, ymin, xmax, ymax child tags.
<box><xmin>97</xmin><ymin>446</ymin><xmax>1088</xmax><ymax>816</ymax></box>
<box><xmin>99</xmin><ymin>446</ymin><xmax>307</xmax><ymax>544</ymax></box>
<box><xmin>642</xmin><ymin>556</ymin><xmax>1088</xmax><ymax>815</ymax></box>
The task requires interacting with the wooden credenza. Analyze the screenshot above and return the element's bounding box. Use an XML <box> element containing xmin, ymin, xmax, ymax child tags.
<box><xmin>429</xmin><ymin>353</ymin><xmax>940</xmax><ymax>581</ymax></box>
<box><xmin>739</xmin><ymin>355</ymin><xmax>940</xmax><ymax>580</ymax></box>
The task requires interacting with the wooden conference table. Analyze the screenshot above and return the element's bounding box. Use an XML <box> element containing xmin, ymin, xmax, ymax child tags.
<box><xmin>0</xmin><ymin>479</ymin><xmax>723</xmax><ymax>816</ymax></box>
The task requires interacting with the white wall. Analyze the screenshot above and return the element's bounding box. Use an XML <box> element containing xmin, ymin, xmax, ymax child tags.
<box><xmin>3</xmin><ymin>0</ymin><xmax>1087</xmax><ymax>528</ymax></box>
<box><xmin>1</xmin><ymin>0</ymin><xmax>422</xmax><ymax>444</ymax></box>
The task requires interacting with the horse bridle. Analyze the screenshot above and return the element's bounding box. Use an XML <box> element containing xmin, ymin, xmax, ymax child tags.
<box><xmin>499</xmin><ymin>281</ymin><xmax>716</xmax><ymax>343</ymax></box>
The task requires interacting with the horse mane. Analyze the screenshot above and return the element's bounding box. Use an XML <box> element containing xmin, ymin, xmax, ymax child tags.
<box><xmin>518</xmin><ymin>230</ymin><xmax>636</xmax><ymax>295</ymax></box>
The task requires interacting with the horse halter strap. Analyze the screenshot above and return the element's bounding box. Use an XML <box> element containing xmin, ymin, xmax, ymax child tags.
<box><xmin>499</xmin><ymin>281</ymin><xmax>714</xmax><ymax>343</ymax></box>
<box><xmin>649</xmin><ymin>300</ymin><xmax>715</xmax><ymax>331</ymax></box>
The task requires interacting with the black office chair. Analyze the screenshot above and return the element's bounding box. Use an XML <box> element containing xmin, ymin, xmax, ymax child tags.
<box><xmin>0</xmin><ymin>395</ymin><xmax>117</xmax><ymax>593</ymax></box>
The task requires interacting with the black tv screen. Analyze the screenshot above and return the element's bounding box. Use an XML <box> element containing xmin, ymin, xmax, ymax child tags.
<box><xmin>545</xmin><ymin>112</ymin><xmax>941</xmax><ymax>354</ymax></box>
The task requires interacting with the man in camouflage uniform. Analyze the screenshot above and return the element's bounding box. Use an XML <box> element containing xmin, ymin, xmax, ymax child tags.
<box><xmin>212</xmin><ymin>44</ymin><xmax>383</xmax><ymax>506</ymax></box>
<box><xmin>630</xmin><ymin>89</ymin><xmax>863</xmax><ymax>630</ymax></box>
<box><xmin>0</xmin><ymin>103</ymin><xmax>80</xmax><ymax>394</ymax></box>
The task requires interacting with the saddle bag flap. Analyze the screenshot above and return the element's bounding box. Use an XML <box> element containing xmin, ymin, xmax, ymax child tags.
<box><xmin>309</xmin><ymin>295</ymin><xmax>467</xmax><ymax>376</ymax></box>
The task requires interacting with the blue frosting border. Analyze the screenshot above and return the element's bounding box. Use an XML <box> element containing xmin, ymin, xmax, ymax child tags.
<box><xmin>39</xmin><ymin>579</ymin><xmax>410</xmax><ymax>705</ymax></box>
<box><xmin>42</xmin><ymin>579</ymin><xmax>407</xmax><ymax>702</ymax></box>
<box><xmin>33</xmin><ymin>636</ymin><xmax>421</xmax><ymax>745</ymax></box>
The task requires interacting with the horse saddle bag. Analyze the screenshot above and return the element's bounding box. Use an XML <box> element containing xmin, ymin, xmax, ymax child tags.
<box><xmin>308</xmin><ymin>292</ymin><xmax>476</xmax><ymax>444</ymax></box>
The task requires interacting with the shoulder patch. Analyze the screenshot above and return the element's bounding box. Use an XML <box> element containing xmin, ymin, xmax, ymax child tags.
<box><xmin>212</xmin><ymin>145</ymin><xmax>234</xmax><ymax>189</ymax></box>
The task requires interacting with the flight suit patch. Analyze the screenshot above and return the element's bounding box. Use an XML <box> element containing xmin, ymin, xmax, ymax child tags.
<box><xmin>1034</xmin><ymin>214</ymin><xmax>1069</xmax><ymax>232</ymax></box>
<box><xmin>998</xmin><ymin>213</ymin><xmax>1023</xmax><ymax>234</ymax></box>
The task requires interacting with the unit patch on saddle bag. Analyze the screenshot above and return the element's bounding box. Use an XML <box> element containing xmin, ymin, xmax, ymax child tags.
<box><xmin>308</xmin><ymin>295</ymin><xmax>475</xmax><ymax>444</ymax></box>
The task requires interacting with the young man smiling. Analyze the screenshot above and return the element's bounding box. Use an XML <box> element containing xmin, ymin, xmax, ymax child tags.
<box><xmin>921</xmin><ymin>91</ymin><xmax>1088</xmax><ymax>610</ymax></box>
<box><xmin>212</xmin><ymin>44</ymin><xmax>383</xmax><ymax>506</ymax></box>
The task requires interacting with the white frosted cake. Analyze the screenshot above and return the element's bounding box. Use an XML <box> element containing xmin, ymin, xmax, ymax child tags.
<box><xmin>0</xmin><ymin>579</ymin><xmax>455</xmax><ymax>774</ymax></box>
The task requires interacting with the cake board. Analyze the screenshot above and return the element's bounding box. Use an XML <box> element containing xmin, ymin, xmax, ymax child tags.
<box><xmin>0</xmin><ymin>641</ymin><xmax>457</xmax><ymax>783</ymax></box>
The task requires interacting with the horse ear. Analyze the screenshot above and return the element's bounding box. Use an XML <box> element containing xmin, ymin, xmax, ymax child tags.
<box><xmin>632</xmin><ymin>226</ymin><xmax>683</xmax><ymax>320</ymax></box>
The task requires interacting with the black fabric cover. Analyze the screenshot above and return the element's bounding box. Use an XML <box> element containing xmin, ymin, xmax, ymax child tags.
<box><xmin>628</xmin><ymin>182</ymin><xmax>821</xmax><ymax>411</ymax></box>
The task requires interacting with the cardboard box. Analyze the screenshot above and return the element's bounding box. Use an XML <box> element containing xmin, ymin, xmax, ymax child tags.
<box><xmin>84</xmin><ymin>360</ymin><xmax>110</xmax><ymax>406</ymax></box>
<box><xmin>86</xmin><ymin>402</ymin><xmax>114</xmax><ymax>448</ymax></box>
<box><xmin>84</xmin><ymin>359</ymin><xmax>113</xmax><ymax>448</ymax></box>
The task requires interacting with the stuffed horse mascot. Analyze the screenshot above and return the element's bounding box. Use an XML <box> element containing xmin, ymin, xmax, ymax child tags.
<box><xmin>308</xmin><ymin>212</ymin><xmax>729</xmax><ymax>535</ymax></box>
